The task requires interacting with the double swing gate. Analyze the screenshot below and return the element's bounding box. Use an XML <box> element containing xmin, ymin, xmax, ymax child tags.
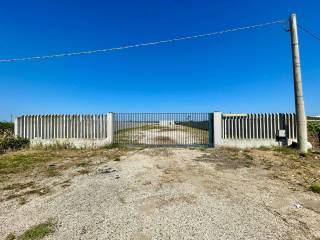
<box><xmin>114</xmin><ymin>113</ymin><xmax>213</xmax><ymax>147</ymax></box>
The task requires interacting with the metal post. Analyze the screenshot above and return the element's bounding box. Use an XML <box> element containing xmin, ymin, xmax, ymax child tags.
<box><xmin>290</xmin><ymin>13</ymin><xmax>308</xmax><ymax>153</ymax></box>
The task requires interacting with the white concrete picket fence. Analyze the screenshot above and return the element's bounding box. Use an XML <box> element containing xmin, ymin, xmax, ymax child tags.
<box><xmin>213</xmin><ymin>112</ymin><xmax>297</xmax><ymax>148</ymax></box>
<box><xmin>15</xmin><ymin>113</ymin><xmax>114</xmax><ymax>148</ymax></box>
<box><xmin>15</xmin><ymin>112</ymin><xmax>298</xmax><ymax>148</ymax></box>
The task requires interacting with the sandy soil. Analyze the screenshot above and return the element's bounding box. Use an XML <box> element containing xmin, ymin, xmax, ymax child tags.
<box><xmin>1</xmin><ymin>148</ymin><xmax>320</xmax><ymax>240</ymax></box>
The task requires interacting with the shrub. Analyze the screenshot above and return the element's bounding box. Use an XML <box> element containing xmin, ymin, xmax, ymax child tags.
<box><xmin>309</xmin><ymin>182</ymin><xmax>320</xmax><ymax>193</ymax></box>
<box><xmin>0</xmin><ymin>121</ymin><xmax>29</xmax><ymax>154</ymax></box>
<box><xmin>0</xmin><ymin>121</ymin><xmax>14</xmax><ymax>135</ymax></box>
<box><xmin>308</xmin><ymin>122</ymin><xmax>320</xmax><ymax>149</ymax></box>
<box><xmin>0</xmin><ymin>133</ymin><xmax>29</xmax><ymax>154</ymax></box>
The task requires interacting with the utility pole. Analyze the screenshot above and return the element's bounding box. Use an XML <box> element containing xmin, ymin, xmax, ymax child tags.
<box><xmin>290</xmin><ymin>13</ymin><xmax>308</xmax><ymax>153</ymax></box>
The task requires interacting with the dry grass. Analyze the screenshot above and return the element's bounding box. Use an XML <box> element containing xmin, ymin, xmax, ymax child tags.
<box><xmin>0</xmin><ymin>148</ymin><xmax>128</xmax><ymax>175</ymax></box>
<box><xmin>196</xmin><ymin>147</ymin><xmax>320</xmax><ymax>193</ymax></box>
<box><xmin>2</xmin><ymin>181</ymin><xmax>35</xmax><ymax>190</ymax></box>
<box><xmin>211</xmin><ymin>147</ymin><xmax>320</xmax><ymax>192</ymax></box>
<box><xmin>142</xmin><ymin>148</ymin><xmax>174</xmax><ymax>157</ymax></box>
<box><xmin>115</xmin><ymin>124</ymin><xmax>208</xmax><ymax>145</ymax></box>
<box><xmin>0</xmin><ymin>147</ymin><xmax>130</xmax><ymax>203</ymax></box>
<box><xmin>154</xmin><ymin>136</ymin><xmax>176</xmax><ymax>144</ymax></box>
<box><xmin>256</xmin><ymin>148</ymin><xmax>320</xmax><ymax>189</ymax></box>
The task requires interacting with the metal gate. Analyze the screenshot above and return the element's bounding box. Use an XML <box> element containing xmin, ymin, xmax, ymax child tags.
<box><xmin>114</xmin><ymin>113</ymin><xmax>213</xmax><ymax>147</ymax></box>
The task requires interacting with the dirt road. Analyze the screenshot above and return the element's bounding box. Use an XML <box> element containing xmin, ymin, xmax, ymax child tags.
<box><xmin>116</xmin><ymin>124</ymin><xmax>208</xmax><ymax>145</ymax></box>
<box><xmin>1</xmin><ymin>148</ymin><xmax>320</xmax><ymax>239</ymax></box>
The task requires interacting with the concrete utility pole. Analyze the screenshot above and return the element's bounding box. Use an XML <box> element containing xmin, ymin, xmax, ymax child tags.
<box><xmin>290</xmin><ymin>13</ymin><xmax>308</xmax><ymax>153</ymax></box>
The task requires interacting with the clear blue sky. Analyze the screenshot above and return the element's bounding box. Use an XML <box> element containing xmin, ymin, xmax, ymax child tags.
<box><xmin>0</xmin><ymin>0</ymin><xmax>319</xmax><ymax>121</ymax></box>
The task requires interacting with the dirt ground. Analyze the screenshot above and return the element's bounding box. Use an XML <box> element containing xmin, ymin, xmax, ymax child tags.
<box><xmin>1</xmin><ymin>147</ymin><xmax>320</xmax><ymax>240</ymax></box>
<box><xmin>116</xmin><ymin>124</ymin><xmax>208</xmax><ymax>145</ymax></box>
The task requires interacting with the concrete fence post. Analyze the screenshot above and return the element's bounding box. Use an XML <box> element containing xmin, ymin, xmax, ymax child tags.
<box><xmin>213</xmin><ymin>112</ymin><xmax>222</xmax><ymax>147</ymax></box>
<box><xmin>14</xmin><ymin>117</ymin><xmax>18</xmax><ymax>137</ymax></box>
<box><xmin>208</xmin><ymin>113</ymin><xmax>213</xmax><ymax>147</ymax></box>
<box><xmin>107</xmin><ymin>112</ymin><xmax>114</xmax><ymax>144</ymax></box>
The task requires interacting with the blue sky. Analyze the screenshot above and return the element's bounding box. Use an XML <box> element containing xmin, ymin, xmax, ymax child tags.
<box><xmin>0</xmin><ymin>0</ymin><xmax>319</xmax><ymax>121</ymax></box>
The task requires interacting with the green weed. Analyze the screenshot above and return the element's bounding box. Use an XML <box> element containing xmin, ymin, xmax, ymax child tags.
<box><xmin>309</xmin><ymin>182</ymin><xmax>320</xmax><ymax>193</ymax></box>
<box><xmin>16</xmin><ymin>220</ymin><xmax>55</xmax><ymax>240</ymax></box>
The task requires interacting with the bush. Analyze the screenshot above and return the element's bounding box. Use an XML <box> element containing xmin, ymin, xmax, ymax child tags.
<box><xmin>308</xmin><ymin>122</ymin><xmax>320</xmax><ymax>149</ymax></box>
<box><xmin>309</xmin><ymin>182</ymin><xmax>320</xmax><ymax>193</ymax></box>
<box><xmin>0</xmin><ymin>121</ymin><xmax>14</xmax><ymax>135</ymax></box>
<box><xmin>0</xmin><ymin>134</ymin><xmax>29</xmax><ymax>153</ymax></box>
<box><xmin>0</xmin><ymin>121</ymin><xmax>29</xmax><ymax>153</ymax></box>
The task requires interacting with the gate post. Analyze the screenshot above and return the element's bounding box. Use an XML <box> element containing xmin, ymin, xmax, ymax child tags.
<box><xmin>14</xmin><ymin>117</ymin><xmax>18</xmax><ymax>137</ymax></box>
<box><xmin>213</xmin><ymin>112</ymin><xmax>222</xmax><ymax>147</ymax></box>
<box><xmin>107</xmin><ymin>112</ymin><xmax>114</xmax><ymax>144</ymax></box>
<box><xmin>208</xmin><ymin>113</ymin><xmax>214</xmax><ymax>147</ymax></box>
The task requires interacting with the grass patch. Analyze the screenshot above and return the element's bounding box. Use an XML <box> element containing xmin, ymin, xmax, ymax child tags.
<box><xmin>2</xmin><ymin>181</ymin><xmax>34</xmax><ymax>190</ymax></box>
<box><xmin>18</xmin><ymin>197</ymin><xmax>27</xmax><ymax>205</ymax></box>
<box><xmin>273</xmin><ymin>146</ymin><xmax>310</xmax><ymax>157</ymax></box>
<box><xmin>309</xmin><ymin>182</ymin><xmax>320</xmax><ymax>193</ymax></box>
<box><xmin>102</xmin><ymin>143</ymin><xmax>122</xmax><ymax>149</ymax></box>
<box><xmin>6</xmin><ymin>187</ymin><xmax>50</xmax><ymax>201</ymax></box>
<box><xmin>243</xmin><ymin>153</ymin><xmax>254</xmax><ymax>160</ymax></box>
<box><xmin>77</xmin><ymin>169</ymin><xmax>90</xmax><ymax>175</ymax></box>
<box><xmin>0</xmin><ymin>152</ymin><xmax>44</xmax><ymax>174</ymax></box>
<box><xmin>5</xmin><ymin>233</ymin><xmax>16</xmax><ymax>240</ymax></box>
<box><xmin>154</xmin><ymin>136</ymin><xmax>176</xmax><ymax>144</ymax></box>
<box><xmin>0</xmin><ymin>147</ymin><xmax>130</xmax><ymax>176</ymax></box>
<box><xmin>76</xmin><ymin>160</ymin><xmax>90</xmax><ymax>167</ymax></box>
<box><xmin>272</xmin><ymin>146</ymin><xmax>300</xmax><ymax>155</ymax></box>
<box><xmin>46</xmin><ymin>167</ymin><xmax>60</xmax><ymax>177</ymax></box>
<box><xmin>0</xmin><ymin>148</ymin><xmax>111</xmax><ymax>175</ymax></box>
<box><xmin>256</xmin><ymin>146</ymin><xmax>271</xmax><ymax>151</ymax></box>
<box><xmin>15</xmin><ymin>220</ymin><xmax>55</xmax><ymax>240</ymax></box>
<box><xmin>33</xmin><ymin>142</ymin><xmax>72</xmax><ymax>150</ymax></box>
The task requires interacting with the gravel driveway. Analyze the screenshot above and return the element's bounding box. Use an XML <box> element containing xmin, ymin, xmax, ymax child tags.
<box><xmin>1</xmin><ymin>148</ymin><xmax>320</xmax><ymax>239</ymax></box>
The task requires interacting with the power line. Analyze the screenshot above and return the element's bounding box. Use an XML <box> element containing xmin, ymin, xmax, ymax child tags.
<box><xmin>0</xmin><ymin>19</ymin><xmax>285</xmax><ymax>63</ymax></box>
<box><xmin>298</xmin><ymin>24</ymin><xmax>320</xmax><ymax>42</ymax></box>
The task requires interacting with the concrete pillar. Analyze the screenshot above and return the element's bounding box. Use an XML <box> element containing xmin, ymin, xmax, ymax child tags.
<box><xmin>213</xmin><ymin>112</ymin><xmax>222</xmax><ymax>147</ymax></box>
<box><xmin>14</xmin><ymin>117</ymin><xmax>18</xmax><ymax>137</ymax></box>
<box><xmin>92</xmin><ymin>114</ymin><xmax>95</xmax><ymax>138</ymax></box>
<box><xmin>107</xmin><ymin>112</ymin><xmax>114</xmax><ymax>144</ymax></box>
<box><xmin>290</xmin><ymin>14</ymin><xmax>308</xmax><ymax>153</ymax></box>
<box><xmin>208</xmin><ymin>113</ymin><xmax>214</xmax><ymax>147</ymax></box>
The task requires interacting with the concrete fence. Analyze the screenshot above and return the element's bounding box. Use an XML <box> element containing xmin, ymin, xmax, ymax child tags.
<box><xmin>213</xmin><ymin>112</ymin><xmax>297</xmax><ymax>148</ymax></box>
<box><xmin>15</xmin><ymin>113</ymin><xmax>114</xmax><ymax>148</ymax></box>
<box><xmin>14</xmin><ymin>112</ymin><xmax>299</xmax><ymax>149</ymax></box>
